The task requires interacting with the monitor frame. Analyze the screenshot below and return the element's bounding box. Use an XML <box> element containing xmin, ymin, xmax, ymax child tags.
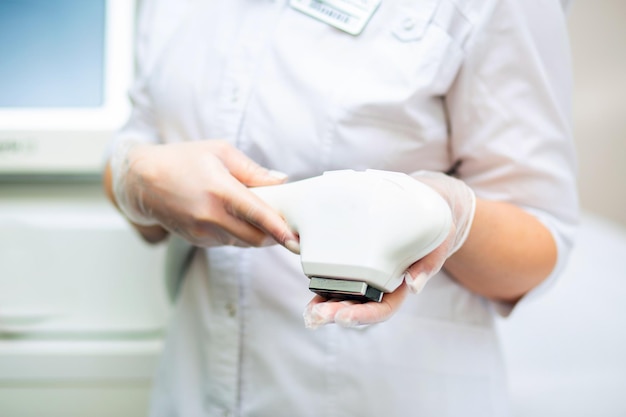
<box><xmin>0</xmin><ymin>0</ymin><xmax>134</xmax><ymax>178</ymax></box>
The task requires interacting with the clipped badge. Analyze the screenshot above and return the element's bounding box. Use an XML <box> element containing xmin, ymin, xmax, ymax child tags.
<box><xmin>290</xmin><ymin>0</ymin><xmax>382</xmax><ymax>36</ymax></box>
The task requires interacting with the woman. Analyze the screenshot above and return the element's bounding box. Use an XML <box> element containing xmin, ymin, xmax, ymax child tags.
<box><xmin>104</xmin><ymin>0</ymin><xmax>578</xmax><ymax>415</ymax></box>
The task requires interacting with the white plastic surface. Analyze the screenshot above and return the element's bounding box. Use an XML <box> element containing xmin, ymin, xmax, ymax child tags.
<box><xmin>253</xmin><ymin>170</ymin><xmax>452</xmax><ymax>292</ymax></box>
<box><xmin>0</xmin><ymin>186</ymin><xmax>169</xmax><ymax>337</ymax></box>
<box><xmin>0</xmin><ymin>185</ymin><xmax>166</xmax><ymax>417</ymax></box>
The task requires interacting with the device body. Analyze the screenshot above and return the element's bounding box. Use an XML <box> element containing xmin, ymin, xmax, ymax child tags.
<box><xmin>252</xmin><ymin>170</ymin><xmax>452</xmax><ymax>302</ymax></box>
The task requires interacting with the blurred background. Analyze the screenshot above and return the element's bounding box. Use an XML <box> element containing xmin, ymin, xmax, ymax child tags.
<box><xmin>0</xmin><ymin>1</ymin><xmax>625</xmax><ymax>416</ymax></box>
<box><xmin>497</xmin><ymin>1</ymin><xmax>626</xmax><ymax>416</ymax></box>
<box><xmin>570</xmin><ymin>0</ymin><xmax>626</xmax><ymax>227</ymax></box>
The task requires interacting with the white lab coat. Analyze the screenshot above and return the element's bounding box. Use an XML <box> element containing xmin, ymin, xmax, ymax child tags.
<box><xmin>116</xmin><ymin>0</ymin><xmax>578</xmax><ymax>416</ymax></box>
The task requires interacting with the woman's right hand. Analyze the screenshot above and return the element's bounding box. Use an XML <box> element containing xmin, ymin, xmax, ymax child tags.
<box><xmin>109</xmin><ymin>139</ymin><xmax>300</xmax><ymax>252</ymax></box>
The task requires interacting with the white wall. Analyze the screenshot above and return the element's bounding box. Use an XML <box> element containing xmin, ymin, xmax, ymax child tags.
<box><xmin>570</xmin><ymin>0</ymin><xmax>626</xmax><ymax>227</ymax></box>
<box><xmin>498</xmin><ymin>213</ymin><xmax>626</xmax><ymax>417</ymax></box>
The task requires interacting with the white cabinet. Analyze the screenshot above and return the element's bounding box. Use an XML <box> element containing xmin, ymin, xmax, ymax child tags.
<box><xmin>0</xmin><ymin>183</ymin><xmax>169</xmax><ymax>417</ymax></box>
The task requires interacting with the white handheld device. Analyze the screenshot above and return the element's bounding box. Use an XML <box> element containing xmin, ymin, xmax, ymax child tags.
<box><xmin>252</xmin><ymin>169</ymin><xmax>452</xmax><ymax>302</ymax></box>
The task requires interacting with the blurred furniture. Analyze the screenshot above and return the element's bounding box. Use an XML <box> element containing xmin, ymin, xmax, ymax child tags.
<box><xmin>0</xmin><ymin>183</ymin><xmax>169</xmax><ymax>417</ymax></box>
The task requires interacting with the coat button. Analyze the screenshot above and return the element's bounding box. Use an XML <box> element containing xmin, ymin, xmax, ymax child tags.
<box><xmin>226</xmin><ymin>302</ymin><xmax>237</xmax><ymax>317</ymax></box>
<box><xmin>402</xmin><ymin>17</ymin><xmax>416</xmax><ymax>30</ymax></box>
<box><xmin>231</xmin><ymin>86</ymin><xmax>240</xmax><ymax>103</ymax></box>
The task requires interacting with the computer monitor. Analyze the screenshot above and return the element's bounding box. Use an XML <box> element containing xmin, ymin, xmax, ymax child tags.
<box><xmin>0</xmin><ymin>0</ymin><xmax>134</xmax><ymax>177</ymax></box>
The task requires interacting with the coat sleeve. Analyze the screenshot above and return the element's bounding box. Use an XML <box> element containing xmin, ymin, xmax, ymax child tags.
<box><xmin>445</xmin><ymin>0</ymin><xmax>579</xmax><ymax>316</ymax></box>
<box><xmin>105</xmin><ymin>0</ymin><xmax>193</xmax><ymax>154</ymax></box>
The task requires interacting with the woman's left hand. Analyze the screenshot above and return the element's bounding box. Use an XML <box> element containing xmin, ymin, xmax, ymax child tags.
<box><xmin>303</xmin><ymin>284</ymin><xmax>409</xmax><ymax>329</ymax></box>
<box><xmin>302</xmin><ymin>171</ymin><xmax>476</xmax><ymax>328</ymax></box>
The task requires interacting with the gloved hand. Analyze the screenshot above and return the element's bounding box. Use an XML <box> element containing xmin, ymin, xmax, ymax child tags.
<box><xmin>110</xmin><ymin>139</ymin><xmax>300</xmax><ymax>252</ymax></box>
<box><xmin>303</xmin><ymin>170</ymin><xmax>476</xmax><ymax>328</ymax></box>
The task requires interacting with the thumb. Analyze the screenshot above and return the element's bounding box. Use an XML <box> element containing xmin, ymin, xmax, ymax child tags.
<box><xmin>218</xmin><ymin>143</ymin><xmax>288</xmax><ymax>187</ymax></box>
<box><xmin>404</xmin><ymin>236</ymin><xmax>451</xmax><ymax>293</ymax></box>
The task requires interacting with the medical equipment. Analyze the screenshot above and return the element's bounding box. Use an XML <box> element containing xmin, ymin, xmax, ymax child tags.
<box><xmin>252</xmin><ymin>169</ymin><xmax>452</xmax><ymax>302</ymax></box>
<box><xmin>0</xmin><ymin>187</ymin><xmax>169</xmax><ymax>416</ymax></box>
<box><xmin>0</xmin><ymin>0</ymin><xmax>133</xmax><ymax>176</ymax></box>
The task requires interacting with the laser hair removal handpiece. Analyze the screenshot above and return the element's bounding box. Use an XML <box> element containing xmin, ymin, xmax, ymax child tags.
<box><xmin>251</xmin><ymin>170</ymin><xmax>452</xmax><ymax>303</ymax></box>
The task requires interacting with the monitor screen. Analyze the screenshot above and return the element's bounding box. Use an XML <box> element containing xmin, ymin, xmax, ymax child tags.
<box><xmin>0</xmin><ymin>0</ymin><xmax>133</xmax><ymax>176</ymax></box>
<box><xmin>0</xmin><ymin>0</ymin><xmax>107</xmax><ymax>109</ymax></box>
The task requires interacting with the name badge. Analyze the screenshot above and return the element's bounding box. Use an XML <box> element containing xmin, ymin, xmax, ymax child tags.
<box><xmin>290</xmin><ymin>0</ymin><xmax>382</xmax><ymax>36</ymax></box>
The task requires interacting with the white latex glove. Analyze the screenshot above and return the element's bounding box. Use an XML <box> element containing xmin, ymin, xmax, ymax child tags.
<box><xmin>403</xmin><ymin>170</ymin><xmax>476</xmax><ymax>293</ymax></box>
<box><xmin>303</xmin><ymin>170</ymin><xmax>476</xmax><ymax>328</ymax></box>
<box><xmin>110</xmin><ymin>139</ymin><xmax>300</xmax><ymax>251</ymax></box>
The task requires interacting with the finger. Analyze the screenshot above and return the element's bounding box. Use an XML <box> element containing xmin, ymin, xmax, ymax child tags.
<box><xmin>404</xmin><ymin>231</ymin><xmax>453</xmax><ymax>293</ymax></box>
<box><xmin>334</xmin><ymin>284</ymin><xmax>409</xmax><ymax>327</ymax></box>
<box><xmin>222</xmin><ymin>177</ymin><xmax>300</xmax><ymax>252</ymax></box>
<box><xmin>303</xmin><ymin>285</ymin><xmax>409</xmax><ymax>329</ymax></box>
<box><xmin>160</xmin><ymin>202</ymin><xmax>265</xmax><ymax>248</ymax></box>
<box><xmin>198</xmin><ymin>212</ymin><xmax>268</xmax><ymax>247</ymax></box>
<box><xmin>215</xmin><ymin>141</ymin><xmax>288</xmax><ymax>187</ymax></box>
<box><xmin>303</xmin><ymin>296</ymin><xmax>356</xmax><ymax>329</ymax></box>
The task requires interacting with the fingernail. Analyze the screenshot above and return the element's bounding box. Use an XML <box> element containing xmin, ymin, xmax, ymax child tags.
<box><xmin>285</xmin><ymin>239</ymin><xmax>300</xmax><ymax>254</ymax></box>
<box><xmin>405</xmin><ymin>271</ymin><xmax>430</xmax><ymax>294</ymax></box>
<box><xmin>268</xmin><ymin>170</ymin><xmax>288</xmax><ymax>181</ymax></box>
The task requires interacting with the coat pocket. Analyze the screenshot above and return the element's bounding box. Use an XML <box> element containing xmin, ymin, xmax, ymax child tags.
<box><xmin>327</xmin><ymin>313</ymin><xmax>509</xmax><ymax>416</ymax></box>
